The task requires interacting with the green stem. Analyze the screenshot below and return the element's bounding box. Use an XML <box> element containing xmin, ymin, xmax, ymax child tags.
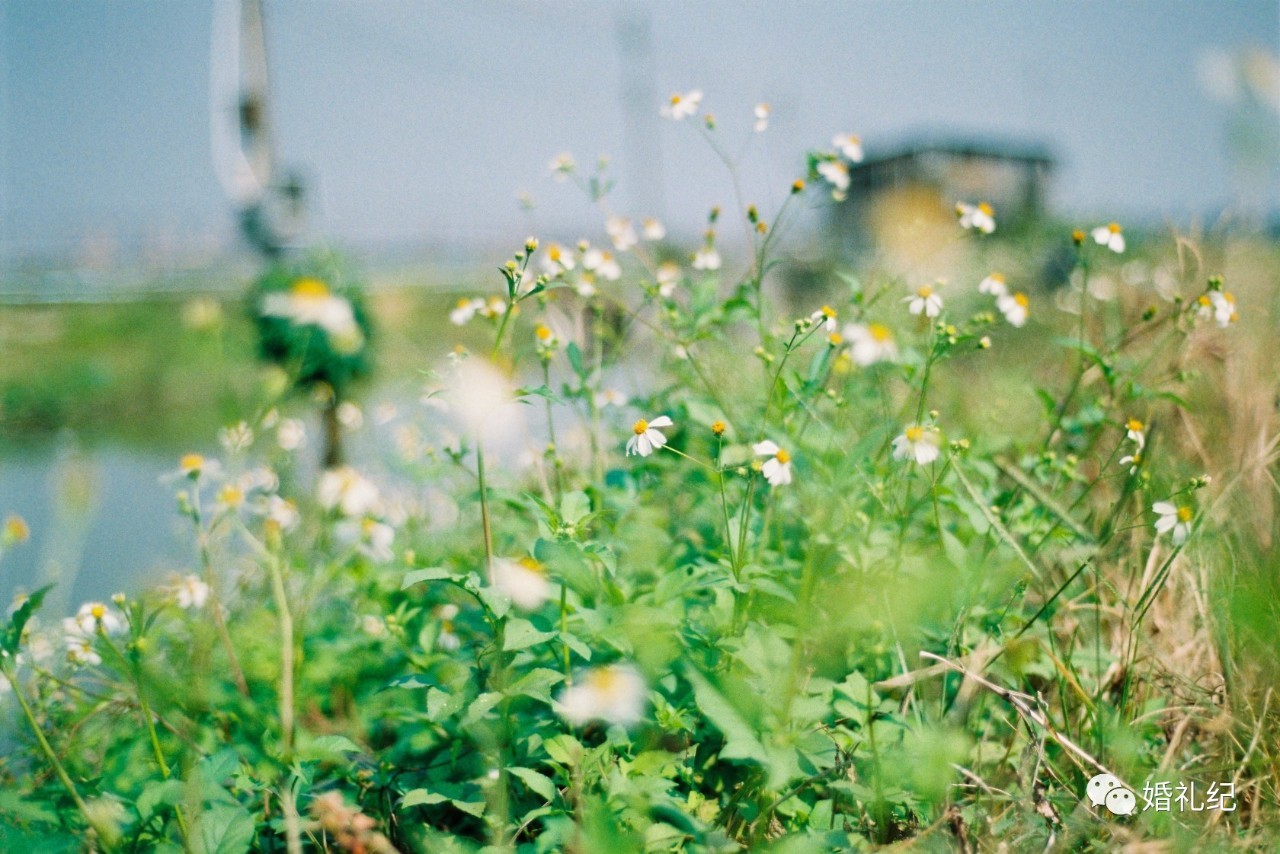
<box><xmin>265</xmin><ymin>551</ymin><xmax>302</xmax><ymax>854</ymax></box>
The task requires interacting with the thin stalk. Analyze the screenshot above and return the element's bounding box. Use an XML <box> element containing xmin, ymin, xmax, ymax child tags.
<box><xmin>476</xmin><ymin>444</ymin><xmax>495</xmax><ymax>577</ymax></box>
<box><xmin>191</xmin><ymin>488</ymin><xmax>249</xmax><ymax>698</ymax></box>
<box><xmin>265</xmin><ymin>551</ymin><xmax>302</xmax><ymax>854</ymax></box>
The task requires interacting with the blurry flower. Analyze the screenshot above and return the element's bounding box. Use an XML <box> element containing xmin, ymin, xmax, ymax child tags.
<box><xmin>450</xmin><ymin>297</ymin><xmax>485</xmax><ymax>326</ymax></box>
<box><xmin>593</xmin><ymin>389</ymin><xmax>629</xmax><ymax>408</ymax></box>
<box><xmin>1208</xmin><ymin>291</ymin><xmax>1238</xmax><ymax>328</ymax></box>
<box><xmin>182</xmin><ymin>297</ymin><xmax>223</xmax><ymax>332</ymax></box>
<box><xmin>1125</xmin><ymin>418</ymin><xmax>1146</xmax><ymax>447</ymax></box>
<box><xmin>263</xmin><ymin>495</ymin><xmax>300</xmax><ymax>530</ymax></box>
<box><xmin>626</xmin><ymin>416</ymin><xmax>673</xmax><ymax>457</ymax></box>
<box><xmin>582</xmin><ymin>246</ymin><xmax>621</xmax><ymax>281</ymax></box>
<box><xmin>817</xmin><ymin>158</ymin><xmax>850</xmax><ymax>198</ymax></box>
<box><xmin>318</xmin><ymin>467</ymin><xmax>381</xmax><ymax>517</ymax></box>
<box><xmin>833</xmin><ymin>132</ymin><xmax>864</xmax><ymax>162</ymax></box>
<box><xmin>1092</xmin><ymin>222</ymin><xmax>1126</xmax><ymax>253</ymax></box>
<box><xmin>957</xmin><ymin>202</ymin><xmax>996</xmax><ymax>234</ymax></box>
<box><xmin>1153</xmin><ymin>500</ymin><xmax>1193</xmax><ymax>545</ymax></box>
<box><xmin>655</xmin><ymin>262</ymin><xmax>680</xmax><ymax>297</ymax></box>
<box><xmin>979</xmin><ymin>273</ymin><xmax>1008</xmax><ymax>296</ymax></box>
<box><xmin>541</xmin><ymin>243</ymin><xmax>575</xmax><ymax>275</ymax></box>
<box><xmin>337</xmin><ymin>402</ymin><xmax>363</xmax><ymax>430</ymax></box>
<box><xmin>177</xmin><ymin>454</ymin><xmax>214</xmax><ymax>479</ymax></box>
<box><xmin>215</xmin><ymin>485</ymin><xmax>244</xmax><ymax>511</ymax></box>
<box><xmin>345</xmin><ymin>518</ymin><xmax>394</xmax><ymax>563</ymax></box>
<box><xmin>219</xmin><ymin>421</ymin><xmax>253</xmax><ymax>453</ymax></box>
<box><xmin>809</xmin><ymin>305</ymin><xmax>838</xmax><ymax>333</ymax></box>
<box><xmin>997</xmin><ymin>292</ymin><xmax>1030</xmax><ymax>327</ymax></box>
<box><xmin>359</xmin><ymin>614</ymin><xmax>387</xmax><ymax>638</ymax></box>
<box><xmin>892</xmin><ymin>425</ymin><xmax>942</xmax><ymax>465</ymax></box>
<box><xmin>534</xmin><ymin>323</ymin><xmax>560</xmax><ymax>357</ymax></box>
<box><xmin>261</xmin><ymin>279</ymin><xmax>363</xmax><ymax>352</ymax></box>
<box><xmin>753</xmin><ymin>440</ymin><xmax>793</xmax><ymax>486</ymax></box>
<box><xmin>661</xmin><ymin>89</ymin><xmax>702</xmax><ymax>120</ymax></box>
<box><xmin>1119</xmin><ymin>449</ymin><xmax>1143</xmax><ymax>474</ymax></box>
<box><xmin>642</xmin><ymin>217</ymin><xmax>666</xmax><ymax>241</ymax></box>
<box><xmin>549</xmin><ymin>152</ymin><xmax>575</xmax><ymax>180</ymax></box>
<box><xmin>753</xmin><ymin>102</ymin><xmax>771</xmax><ymax>132</ymax></box>
<box><xmin>843</xmin><ymin>323</ymin><xmax>898</xmax><ymax>366</ymax></box>
<box><xmin>71</xmin><ymin>602</ymin><xmax>123</xmax><ymax>636</ymax></box>
<box><xmin>174</xmin><ymin>574</ymin><xmax>210</xmax><ymax>610</ymax></box>
<box><xmin>492</xmin><ymin>557</ymin><xmax>551</xmax><ymax>610</ymax></box>
<box><xmin>277</xmin><ymin>418</ymin><xmax>307</xmax><ymax>451</ymax></box>
<box><xmin>605</xmin><ymin>215</ymin><xmax>638</xmax><ymax>252</ymax></box>
<box><xmin>692</xmin><ymin>247</ymin><xmax>721</xmax><ymax>271</ymax></box>
<box><xmin>3</xmin><ymin>515</ymin><xmax>30</xmax><ymax>545</ymax></box>
<box><xmin>556</xmin><ymin>663</ymin><xmax>647</xmax><ymax>727</ymax></box>
<box><xmin>436</xmin><ymin>603</ymin><xmax>461</xmax><ymax>651</ymax></box>
<box><xmin>478</xmin><ymin>296</ymin><xmax>506</xmax><ymax>320</ymax></box>
<box><xmin>66</xmin><ymin>637</ymin><xmax>101</xmax><ymax>667</ymax></box>
<box><xmin>905</xmin><ymin>284</ymin><xmax>943</xmax><ymax>318</ymax></box>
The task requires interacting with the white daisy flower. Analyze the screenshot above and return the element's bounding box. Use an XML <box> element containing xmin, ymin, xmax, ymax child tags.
<box><xmin>817</xmin><ymin>158</ymin><xmax>850</xmax><ymax>193</ymax></box>
<box><xmin>892</xmin><ymin>425</ymin><xmax>942</xmax><ymax>465</ymax></box>
<box><xmin>262</xmin><ymin>495</ymin><xmax>300</xmax><ymax>531</ymax></box>
<box><xmin>66</xmin><ymin>637</ymin><xmax>101</xmax><ymax>667</ymax></box>
<box><xmin>491</xmin><ymin>557</ymin><xmax>551</xmax><ymax>610</ymax></box>
<box><xmin>555</xmin><ymin>664</ymin><xmax>647</xmax><ymax>727</ymax></box>
<box><xmin>956</xmin><ymin>202</ymin><xmax>996</xmax><ymax>234</ymax></box>
<box><xmin>978</xmin><ymin>273</ymin><xmax>1008</xmax><ymax>297</ymax></box>
<box><xmin>905</xmin><ymin>284</ymin><xmax>944</xmax><ymax>318</ymax></box>
<box><xmin>1125</xmin><ymin>418</ymin><xmax>1146</xmax><ymax>447</ymax></box>
<box><xmin>753</xmin><ymin>440</ymin><xmax>793</xmax><ymax>486</ymax></box>
<box><xmin>809</xmin><ymin>305</ymin><xmax>839</xmax><ymax>333</ymax></box>
<box><xmin>753</xmin><ymin>102</ymin><xmax>771</xmax><ymax>132</ymax></box>
<box><xmin>317</xmin><ymin>466</ymin><xmax>381</xmax><ymax>518</ymax></box>
<box><xmin>449</xmin><ymin>297</ymin><xmax>484</xmax><ymax>326</ymax></box>
<box><xmin>340</xmin><ymin>518</ymin><xmax>394</xmax><ymax>563</ymax></box>
<box><xmin>605</xmin><ymin>215</ymin><xmax>638</xmax><ymax>252</ymax></box>
<box><xmin>176</xmin><ymin>453</ymin><xmax>219</xmax><ymax>480</ymax></box>
<box><xmin>692</xmin><ymin>247</ymin><xmax>721</xmax><ymax>271</ymax></box>
<box><xmin>997</xmin><ymin>291</ymin><xmax>1030</xmax><ymax>327</ymax></box>
<box><xmin>832</xmin><ymin>132</ymin><xmax>864</xmax><ymax>162</ymax></box>
<box><xmin>260</xmin><ymin>279</ymin><xmax>363</xmax><ymax>352</ymax></box>
<box><xmin>549</xmin><ymin>152</ymin><xmax>575</xmax><ymax>181</ymax></box>
<box><xmin>843</xmin><ymin>323</ymin><xmax>898</xmax><ymax>366</ymax></box>
<box><xmin>337</xmin><ymin>402</ymin><xmax>363</xmax><ymax>430</ymax></box>
<box><xmin>174</xmin><ymin>574</ymin><xmax>210</xmax><ymax>610</ymax></box>
<box><xmin>661</xmin><ymin>89</ymin><xmax>702</xmax><ymax>120</ymax></box>
<box><xmin>1209</xmin><ymin>291</ymin><xmax>1238</xmax><ymax>328</ymax></box>
<box><xmin>1119</xmin><ymin>449</ymin><xmax>1143</xmax><ymax>474</ymax></box>
<box><xmin>1092</xmin><ymin>222</ymin><xmax>1126</xmax><ymax>253</ymax></box>
<box><xmin>1153</xmin><ymin>501</ymin><xmax>1193</xmax><ymax>545</ymax></box>
<box><xmin>277</xmin><ymin>418</ymin><xmax>307</xmax><ymax>451</ymax></box>
<box><xmin>593</xmin><ymin>389</ymin><xmax>629</xmax><ymax>409</ymax></box>
<box><xmin>541</xmin><ymin>243</ymin><xmax>575</xmax><ymax>275</ymax></box>
<box><xmin>71</xmin><ymin>602</ymin><xmax>124</xmax><ymax>637</ymax></box>
<box><xmin>641</xmin><ymin>217</ymin><xmax>666</xmax><ymax>241</ymax></box>
<box><xmin>655</xmin><ymin>262</ymin><xmax>680</xmax><ymax>297</ymax></box>
<box><xmin>219</xmin><ymin>421</ymin><xmax>253</xmax><ymax>453</ymax></box>
<box><xmin>478</xmin><ymin>296</ymin><xmax>506</xmax><ymax>320</ymax></box>
<box><xmin>582</xmin><ymin>247</ymin><xmax>621</xmax><ymax>281</ymax></box>
<box><xmin>626</xmin><ymin>415</ymin><xmax>673</xmax><ymax>457</ymax></box>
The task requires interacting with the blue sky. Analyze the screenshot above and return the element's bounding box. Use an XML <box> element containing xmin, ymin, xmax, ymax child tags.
<box><xmin>2</xmin><ymin>1</ymin><xmax>1277</xmax><ymax>258</ymax></box>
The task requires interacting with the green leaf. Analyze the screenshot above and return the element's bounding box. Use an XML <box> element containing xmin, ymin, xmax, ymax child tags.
<box><xmin>192</xmin><ymin>804</ymin><xmax>254</xmax><ymax>854</ymax></box>
<box><xmin>400</xmin><ymin>789</ymin><xmax>448</xmax><ymax>809</ymax></box>
<box><xmin>504</xmin><ymin>617</ymin><xmax>556</xmax><ymax>651</ymax></box>
<box><xmin>685</xmin><ymin>669</ymin><xmax>768</xmax><ymax>764</ymax></box>
<box><xmin>3</xmin><ymin>584</ymin><xmax>53</xmax><ymax>655</ymax></box>
<box><xmin>507</xmin><ymin>667</ymin><xmax>565</xmax><ymax>703</ymax></box>
<box><xmin>298</xmin><ymin>734</ymin><xmax>362</xmax><ymax>760</ymax></box>
<box><xmin>136</xmin><ymin>779</ymin><xmax>185</xmax><ymax>821</ymax></box>
<box><xmin>559</xmin><ymin>491</ymin><xmax>591</xmax><ymax>526</ymax></box>
<box><xmin>543</xmin><ymin>734</ymin><xmax>583</xmax><ymax>767</ymax></box>
<box><xmin>509</xmin><ymin>767</ymin><xmax>558</xmax><ymax>802</ymax></box>
<box><xmin>400</xmin><ymin>567</ymin><xmax>452</xmax><ymax>590</ymax></box>
<box><xmin>566</xmin><ymin>342</ymin><xmax>585</xmax><ymax>378</ymax></box>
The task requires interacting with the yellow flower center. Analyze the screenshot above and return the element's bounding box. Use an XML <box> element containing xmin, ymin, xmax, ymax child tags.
<box><xmin>535</xmin><ymin>324</ymin><xmax>553</xmax><ymax>341</ymax></box>
<box><xmin>1198</xmin><ymin>294</ymin><xmax>1212</xmax><ymax>307</ymax></box>
<box><xmin>1013</xmin><ymin>292</ymin><xmax>1029</xmax><ymax>307</ymax></box>
<box><xmin>180</xmin><ymin>453</ymin><xmax>204</xmax><ymax>472</ymax></box>
<box><xmin>1177</xmin><ymin>506</ymin><xmax>1193</xmax><ymax>523</ymax></box>
<box><xmin>711</xmin><ymin>420</ymin><xmax>726</xmax><ymax>435</ymax></box>
<box><xmin>456</xmin><ymin>297</ymin><xmax>472</xmax><ymax>309</ymax></box>
<box><xmin>978</xmin><ymin>202</ymin><xmax>994</xmax><ymax>216</ymax></box>
<box><xmin>1127</xmin><ymin>419</ymin><xmax>1144</xmax><ymax>432</ymax></box>
<box><xmin>1222</xmin><ymin>292</ymin><xmax>1235</xmax><ymax>304</ymax></box>
<box><xmin>774</xmin><ymin>449</ymin><xmax>791</xmax><ymax>464</ymax></box>
<box><xmin>1072</xmin><ymin>229</ymin><xmax>1086</xmax><ymax>243</ymax></box>
<box><xmin>290</xmin><ymin>278</ymin><xmax>330</xmax><ymax>299</ymax></box>
<box><xmin>990</xmin><ymin>273</ymin><xmax>1005</xmax><ymax>283</ymax></box>
<box><xmin>869</xmin><ymin>323</ymin><xmax>892</xmax><ymax>342</ymax></box>
<box><xmin>218</xmin><ymin>486</ymin><xmax>244</xmax><ymax>508</ymax></box>
<box><xmin>632</xmin><ymin>419</ymin><xmax>649</xmax><ymax>435</ymax></box>
<box><xmin>587</xmin><ymin>666</ymin><xmax>621</xmax><ymax>692</ymax></box>
<box><xmin>791</xmin><ymin>179</ymin><xmax>805</xmax><ymax>193</ymax></box>
<box><xmin>5</xmin><ymin>515</ymin><xmax>30</xmax><ymax>541</ymax></box>
<box><xmin>821</xmin><ymin>305</ymin><xmax>836</xmax><ymax>318</ymax></box>
<box><xmin>828</xmin><ymin>332</ymin><xmax>843</xmax><ymax>346</ymax></box>
<box><xmin>1108</xmin><ymin>222</ymin><xmax>1122</xmax><ymax>234</ymax></box>
<box><xmin>90</xmin><ymin>604</ymin><xmax>105</xmax><ymax>620</ymax></box>
<box><xmin>917</xmin><ymin>285</ymin><xmax>933</xmax><ymax>298</ymax></box>
<box><xmin>669</xmin><ymin>94</ymin><xmax>681</xmax><ymax>106</ymax></box>
<box><xmin>517</xmin><ymin>556</ymin><xmax>545</xmax><ymax>574</ymax></box>
<box><xmin>361</xmin><ymin>518</ymin><xmax>378</xmax><ymax>535</ymax></box>
<box><xmin>549</xmin><ymin>245</ymin><xmax>562</xmax><ymax>261</ymax></box>
<box><xmin>905</xmin><ymin>426</ymin><xmax>924</xmax><ymax>442</ymax></box>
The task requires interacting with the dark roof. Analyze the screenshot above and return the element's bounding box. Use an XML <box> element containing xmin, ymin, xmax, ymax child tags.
<box><xmin>851</xmin><ymin>134</ymin><xmax>1055</xmax><ymax>171</ymax></box>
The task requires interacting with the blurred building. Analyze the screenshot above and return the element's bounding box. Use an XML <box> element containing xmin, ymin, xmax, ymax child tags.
<box><xmin>829</xmin><ymin>136</ymin><xmax>1055</xmax><ymax>257</ymax></box>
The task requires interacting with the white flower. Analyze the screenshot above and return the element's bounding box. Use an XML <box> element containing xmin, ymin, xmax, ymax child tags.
<box><xmin>175</xmin><ymin>574</ymin><xmax>210</xmax><ymax>610</ymax></box>
<box><xmin>905</xmin><ymin>284</ymin><xmax>944</xmax><ymax>318</ymax></box>
<box><xmin>753</xmin><ymin>440</ymin><xmax>793</xmax><ymax>486</ymax></box>
<box><xmin>655</xmin><ymin>262</ymin><xmax>680</xmax><ymax>297</ymax></box>
<box><xmin>337</xmin><ymin>402</ymin><xmax>363</xmax><ymax>430</ymax></box>
<box><xmin>582</xmin><ymin>247</ymin><xmax>621</xmax><ymax>281</ymax></box>
<box><xmin>449</xmin><ymin>297</ymin><xmax>485</xmax><ymax>326</ymax></box>
<box><xmin>1207</xmin><ymin>291</ymin><xmax>1238</xmax><ymax>328</ymax></box>
<box><xmin>541</xmin><ymin>243</ymin><xmax>575</xmax><ymax>275</ymax></box>
<box><xmin>753</xmin><ymin>102</ymin><xmax>771</xmax><ymax>132</ymax></box>
<box><xmin>692</xmin><ymin>247</ymin><xmax>721</xmax><ymax>271</ymax></box>
<box><xmin>71</xmin><ymin>602</ymin><xmax>124</xmax><ymax>637</ymax></box>
<box><xmin>1119</xmin><ymin>449</ymin><xmax>1143</xmax><ymax>474</ymax></box>
<box><xmin>605</xmin><ymin>215</ymin><xmax>638</xmax><ymax>252</ymax></box>
<box><xmin>642</xmin><ymin>217</ymin><xmax>666</xmax><ymax>241</ymax></box>
<box><xmin>593</xmin><ymin>389</ymin><xmax>629</xmax><ymax>409</ymax></box>
<box><xmin>978</xmin><ymin>273</ymin><xmax>1008</xmax><ymax>297</ymax></box>
<box><xmin>1124</xmin><ymin>418</ymin><xmax>1146</xmax><ymax>447</ymax></box>
<box><xmin>549</xmin><ymin>152</ymin><xmax>575</xmax><ymax>180</ymax></box>
<box><xmin>555</xmin><ymin>664</ymin><xmax>647</xmax><ymax>727</ymax></box>
<box><xmin>436</xmin><ymin>603</ymin><xmax>461</xmax><ymax>650</ymax></box>
<box><xmin>956</xmin><ymin>202</ymin><xmax>996</xmax><ymax>234</ymax></box>
<box><xmin>996</xmin><ymin>292</ymin><xmax>1030</xmax><ymax>327</ymax></box>
<box><xmin>892</xmin><ymin>425</ymin><xmax>942</xmax><ymax>465</ymax></box>
<box><xmin>1153</xmin><ymin>501</ymin><xmax>1193</xmax><ymax>545</ymax></box>
<box><xmin>1092</xmin><ymin>222</ymin><xmax>1126</xmax><ymax>253</ymax></box>
<box><xmin>477</xmin><ymin>296</ymin><xmax>506</xmax><ymax>320</ymax></box>
<box><xmin>262</xmin><ymin>495</ymin><xmax>300</xmax><ymax>530</ymax></box>
<box><xmin>661</xmin><ymin>89</ymin><xmax>702</xmax><ymax>120</ymax></box>
<box><xmin>833</xmin><ymin>132</ymin><xmax>864</xmax><ymax>162</ymax></box>
<box><xmin>809</xmin><ymin>305</ymin><xmax>839</xmax><ymax>333</ymax></box>
<box><xmin>66</xmin><ymin>637</ymin><xmax>101</xmax><ymax>667</ymax></box>
<box><xmin>277</xmin><ymin>418</ymin><xmax>307</xmax><ymax>451</ymax></box>
<box><xmin>817</xmin><ymin>158</ymin><xmax>850</xmax><ymax>193</ymax></box>
<box><xmin>317</xmin><ymin>466</ymin><xmax>381</xmax><ymax>517</ymax></box>
<box><xmin>339</xmin><ymin>518</ymin><xmax>394</xmax><ymax>563</ymax></box>
<box><xmin>626</xmin><ymin>415</ymin><xmax>673</xmax><ymax>457</ymax></box>
<box><xmin>260</xmin><ymin>279</ymin><xmax>363</xmax><ymax>352</ymax></box>
<box><xmin>491</xmin><ymin>557</ymin><xmax>551</xmax><ymax>610</ymax></box>
<box><xmin>843</xmin><ymin>323</ymin><xmax>898</xmax><ymax>366</ymax></box>
<box><xmin>218</xmin><ymin>421</ymin><xmax>253</xmax><ymax>453</ymax></box>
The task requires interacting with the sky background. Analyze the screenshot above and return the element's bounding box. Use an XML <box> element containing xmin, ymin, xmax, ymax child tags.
<box><xmin>2</xmin><ymin>0</ymin><xmax>1278</xmax><ymax>261</ymax></box>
